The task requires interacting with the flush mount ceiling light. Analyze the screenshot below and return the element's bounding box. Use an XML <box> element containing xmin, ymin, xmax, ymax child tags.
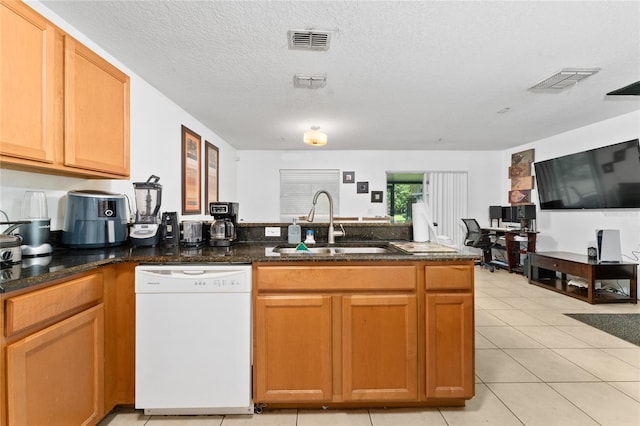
<box><xmin>294</xmin><ymin>74</ymin><xmax>327</xmax><ymax>89</ymax></box>
<box><xmin>303</xmin><ymin>126</ymin><xmax>328</xmax><ymax>146</ymax></box>
<box><xmin>288</xmin><ymin>30</ymin><xmax>331</xmax><ymax>50</ymax></box>
<box><xmin>529</xmin><ymin>68</ymin><xmax>600</xmax><ymax>90</ymax></box>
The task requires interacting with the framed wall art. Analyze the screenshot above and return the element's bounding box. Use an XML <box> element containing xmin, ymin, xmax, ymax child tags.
<box><xmin>511</xmin><ymin>176</ymin><xmax>535</xmax><ymax>190</ymax></box>
<box><xmin>357</xmin><ymin>181</ymin><xmax>369</xmax><ymax>193</ymax></box>
<box><xmin>181</xmin><ymin>125</ymin><xmax>201</xmax><ymax>215</ymax></box>
<box><xmin>509</xmin><ymin>189</ymin><xmax>531</xmax><ymax>205</ymax></box>
<box><xmin>508</xmin><ymin>163</ymin><xmax>531</xmax><ymax>179</ymax></box>
<box><xmin>343</xmin><ymin>171</ymin><xmax>355</xmax><ymax>183</ymax></box>
<box><xmin>371</xmin><ymin>191</ymin><xmax>383</xmax><ymax>203</ymax></box>
<box><xmin>205</xmin><ymin>141</ymin><xmax>219</xmax><ymax>209</ymax></box>
<box><xmin>511</xmin><ymin>149</ymin><xmax>535</xmax><ymax>165</ymax></box>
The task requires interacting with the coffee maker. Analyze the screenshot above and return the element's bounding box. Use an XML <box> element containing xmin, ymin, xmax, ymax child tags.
<box><xmin>209</xmin><ymin>202</ymin><xmax>238</xmax><ymax>247</ymax></box>
<box><xmin>130</xmin><ymin>175</ymin><xmax>162</xmax><ymax>247</ymax></box>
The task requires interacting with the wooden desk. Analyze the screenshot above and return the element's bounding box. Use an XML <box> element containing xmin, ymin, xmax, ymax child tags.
<box><xmin>483</xmin><ymin>228</ymin><xmax>537</xmax><ymax>274</ymax></box>
<box><xmin>528</xmin><ymin>251</ymin><xmax>637</xmax><ymax>304</ymax></box>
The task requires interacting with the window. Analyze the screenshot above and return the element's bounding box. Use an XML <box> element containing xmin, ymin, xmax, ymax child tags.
<box><xmin>386</xmin><ymin>171</ymin><xmax>468</xmax><ymax>246</ymax></box>
<box><xmin>280</xmin><ymin>169</ymin><xmax>340</xmax><ymax>222</ymax></box>
<box><xmin>386</xmin><ymin>173</ymin><xmax>423</xmax><ymax>223</ymax></box>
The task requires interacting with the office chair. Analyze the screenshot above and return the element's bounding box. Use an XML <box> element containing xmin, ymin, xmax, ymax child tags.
<box><xmin>461</xmin><ymin>218</ymin><xmax>495</xmax><ymax>272</ymax></box>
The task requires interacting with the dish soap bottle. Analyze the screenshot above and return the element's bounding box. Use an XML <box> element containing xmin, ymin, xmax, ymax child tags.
<box><xmin>288</xmin><ymin>218</ymin><xmax>301</xmax><ymax>244</ymax></box>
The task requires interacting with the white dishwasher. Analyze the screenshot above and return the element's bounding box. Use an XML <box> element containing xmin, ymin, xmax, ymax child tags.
<box><xmin>135</xmin><ymin>264</ymin><xmax>253</xmax><ymax>415</ymax></box>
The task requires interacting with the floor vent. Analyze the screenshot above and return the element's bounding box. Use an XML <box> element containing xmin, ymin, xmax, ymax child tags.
<box><xmin>529</xmin><ymin>68</ymin><xmax>600</xmax><ymax>90</ymax></box>
<box><xmin>288</xmin><ymin>30</ymin><xmax>331</xmax><ymax>50</ymax></box>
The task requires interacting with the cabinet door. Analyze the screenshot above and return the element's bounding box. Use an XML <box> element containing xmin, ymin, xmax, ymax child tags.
<box><xmin>64</xmin><ymin>36</ymin><xmax>129</xmax><ymax>176</ymax></box>
<box><xmin>342</xmin><ymin>294</ymin><xmax>418</xmax><ymax>401</ymax></box>
<box><xmin>6</xmin><ymin>304</ymin><xmax>104</xmax><ymax>426</ymax></box>
<box><xmin>254</xmin><ymin>295</ymin><xmax>332</xmax><ymax>402</ymax></box>
<box><xmin>0</xmin><ymin>0</ymin><xmax>55</xmax><ymax>163</ymax></box>
<box><xmin>425</xmin><ymin>293</ymin><xmax>474</xmax><ymax>399</ymax></box>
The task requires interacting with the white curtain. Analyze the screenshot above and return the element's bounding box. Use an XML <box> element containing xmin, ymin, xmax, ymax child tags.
<box><xmin>424</xmin><ymin>172</ymin><xmax>468</xmax><ymax>247</ymax></box>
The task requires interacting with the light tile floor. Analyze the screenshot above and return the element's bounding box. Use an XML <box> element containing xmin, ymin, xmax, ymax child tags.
<box><xmin>100</xmin><ymin>268</ymin><xmax>640</xmax><ymax>426</ymax></box>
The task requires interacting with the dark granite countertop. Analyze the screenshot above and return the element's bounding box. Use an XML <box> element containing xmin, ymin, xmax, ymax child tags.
<box><xmin>0</xmin><ymin>241</ymin><xmax>478</xmax><ymax>294</ymax></box>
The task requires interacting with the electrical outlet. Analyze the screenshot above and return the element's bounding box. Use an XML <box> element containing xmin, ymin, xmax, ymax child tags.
<box><xmin>265</xmin><ymin>227</ymin><xmax>281</xmax><ymax>237</ymax></box>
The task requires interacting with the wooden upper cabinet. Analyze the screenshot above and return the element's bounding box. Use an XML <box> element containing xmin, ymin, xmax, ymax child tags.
<box><xmin>63</xmin><ymin>36</ymin><xmax>130</xmax><ymax>177</ymax></box>
<box><xmin>0</xmin><ymin>0</ymin><xmax>55</xmax><ymax>163</ymax></box>
<box><xmin>0</xmin><ymin>0</ymin><xmax>130</xmax><ymax>178</ymax></box>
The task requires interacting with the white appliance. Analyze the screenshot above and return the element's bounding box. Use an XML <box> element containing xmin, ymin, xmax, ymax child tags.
<box><xmin>596</xmin><ymin>229</ymin><xmax>622</xmax><ymax>262</ymax></box>
<box><xmin>135</xmin><ymin>264</ymin><xmax>253</xmax><ymax>415</ymax></box>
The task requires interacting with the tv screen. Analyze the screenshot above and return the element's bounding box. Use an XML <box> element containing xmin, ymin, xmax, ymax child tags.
<box><xmin>534</xmin><ymin>139</ymin><xmax>640</xmax><ymax>210</ymax></box>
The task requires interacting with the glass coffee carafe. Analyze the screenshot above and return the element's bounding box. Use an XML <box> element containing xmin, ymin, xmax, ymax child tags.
<box><xmin>211</xmin><ymin>218</ymin><xmax>235</xmax><ymax>245</ymax></box>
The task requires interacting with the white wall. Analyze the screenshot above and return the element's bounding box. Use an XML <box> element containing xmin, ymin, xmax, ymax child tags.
<box><xmin>3</xmin><ymin>1</ymin><xmax>638</xmax><ymax>267</ymax></box>
<box><xmin>235</xmin><ymin>150</ymin><xmax>503</xmax><ymax>224</ymax></box>
<box><xmin>501</xmin><ymin>111</ymin><xmax>640</xmax><ymax>262</ymax></box>
<box><xmin>0</xmin><ymin>1</ymin><xmax>238</xmax><ymax>229</ymax></box>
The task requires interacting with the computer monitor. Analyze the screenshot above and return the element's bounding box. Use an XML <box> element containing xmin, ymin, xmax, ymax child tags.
<box><xmin>489</xmin><ymin>205</ymin><xmax>502</xmax><ymax>219</ymax></box>
<box><xmin>502</xmin><ymin>206</ymin><xmax>515</xmax><ymax>222</ymax></box>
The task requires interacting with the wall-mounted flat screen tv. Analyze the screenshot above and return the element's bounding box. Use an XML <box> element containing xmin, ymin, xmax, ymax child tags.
<box><xmin>534</xmin><ymin>139</ymin><xmax>640</xmax><ymax>210</ymax></box>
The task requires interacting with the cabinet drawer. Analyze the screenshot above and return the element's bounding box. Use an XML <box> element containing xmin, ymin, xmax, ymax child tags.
<box><xmin>5</xmin><ymin>271</ymin><xmax>104</xmax><ymax>337</ymax></box>
<box><xmin>425</xmin><ymin>265</ymin><xmax>473</xmax><ymax>290</ymax></box>
<box><xmin>255</xmin><ymin>264</ymin><xmax>417</xmax><ymax>292</ymax></box>
<box><xmin>531</xmin><ymin>255</ymin><xmax>585</xmax><ymax>277</ymax></box>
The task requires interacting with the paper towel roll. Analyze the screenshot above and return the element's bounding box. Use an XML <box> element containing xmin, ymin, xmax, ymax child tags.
<box><xmin>412</xmin><ymin>203</ymin><xmax>429</xmax><ymax>242</ymax></box>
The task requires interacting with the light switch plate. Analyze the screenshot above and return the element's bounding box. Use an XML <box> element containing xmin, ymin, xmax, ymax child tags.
<box><xmin>265</xmin><ymin>227</ymin><xmax>281</xmax><ymax>237</ymax></box>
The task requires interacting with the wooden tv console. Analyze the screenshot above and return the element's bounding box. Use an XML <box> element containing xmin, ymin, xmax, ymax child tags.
<box><xmin>528</xmin><ymin>252</ymin><xmax>637</xmax><ymax>304</ymax></box>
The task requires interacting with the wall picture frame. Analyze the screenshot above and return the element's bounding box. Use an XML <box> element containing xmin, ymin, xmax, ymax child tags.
<box><xmin>509</xmin><ymin>189</ymin><xmax>531</xmax><ymax>205</ymax></box>
<box><xmin>181</xmin><ymin>125</ymin><xmax>201</xmax><ymax>215</ymax></box>
<box><xmin>508</xmin><ymin>163</ymin><xmax>531</xmax><ymax>178</ymax></box>
<box><xmin>511</xmin><ymin>149</ymin><xmax>535</xmax><ymax>165</ymax></box>
<box><xmin>511</xmin><ymin>176</ymin><xmax>535</xmax><ymax>190</ymax></box>
<box><xmin>371</xmin><ymin>191</ymin><xmax>383</xmax><ymax>203</ymax></box>
<box><xmin>343</xmin><ymin>171</ymin><xmax>355</xmax><ymax>183</ymax></box>
<box><xmin>205</xmin><ymin>141</ymin><xmax>219</xmax><ymax>209</ymax></box>
<box><xmin>357</xmin><ymin>181</ymin><xmax>369</xmax><ymax>193</ymax></box>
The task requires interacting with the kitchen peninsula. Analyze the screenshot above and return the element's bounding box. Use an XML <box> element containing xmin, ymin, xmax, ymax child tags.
<box><xmin>0</xmin><ymin>226</ymin><xmax>478</xmax><ymax>424</ymax></box>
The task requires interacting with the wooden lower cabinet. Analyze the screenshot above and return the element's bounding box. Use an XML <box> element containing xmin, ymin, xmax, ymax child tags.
<box><xmin>103</xmin><ymin>263</ymin><xmax>136</xmax><ymax>410</ymax></box>
<box><xmin>424</xmin><ymin>263</ymin><xmax>475</xmax><ymax>400</ymax></box>
<box><xmin>6</xmin><ymin>304</ymin><xmax>104</xmax><ymax>426</ymax></box>
<box><xmin>342</xmin><ymin>294</ymin><xmax>417</xmax><ymax>401</ymax></box>
<box><xmin>253</xmin><ymin>262</ymin><xmax>425</xmax><ymax>406</ymax></box>
<box><xmin>254</xmin><ymin>295</ymin><xmax>333</xmax><ymax>402</ymax></box>
<box><xmin>425</xmin><ymin>293</ymin><xmax>474</xmax><ymax>399</ymax></box>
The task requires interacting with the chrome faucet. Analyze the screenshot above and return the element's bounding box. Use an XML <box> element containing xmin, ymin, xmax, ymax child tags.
<box><xmin>306</xmin><ymin>190</ymin><xmax>345</xmax><ymax>244</ymax></box>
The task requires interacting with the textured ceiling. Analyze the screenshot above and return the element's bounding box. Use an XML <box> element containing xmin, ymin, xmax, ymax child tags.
<box><xmin>40</xmin><ymin>0</ymin><xmax>640</xmax><ymax>151</ymax></box>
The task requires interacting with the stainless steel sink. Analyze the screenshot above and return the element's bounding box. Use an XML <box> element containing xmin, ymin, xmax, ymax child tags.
<box><xmin>273</xmin><ymin>245</ymin><xmax>395</xmax><ymax>255</ymax></box>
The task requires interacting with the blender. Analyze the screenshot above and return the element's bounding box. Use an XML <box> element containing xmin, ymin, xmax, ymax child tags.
<box><xmin>130</xmin><ymin>175</ymin><xmax>162</xmax><ymax>247</ymax></box>
<box><xmin>19</xmin><ymin>191</ymin><xmax>52</xmax><ymax>257</ymax></box>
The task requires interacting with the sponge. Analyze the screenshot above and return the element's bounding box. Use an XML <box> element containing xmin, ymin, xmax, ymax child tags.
<box><xmin>295</xmin><ymin>242</ymin><xmax>309</xmax><ymax>252</ymax></box>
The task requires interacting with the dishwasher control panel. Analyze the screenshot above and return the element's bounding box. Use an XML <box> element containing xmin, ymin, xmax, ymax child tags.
<box><xmin>135</xmin><ymin>264</ymin><xmax>252</xmax><ymax>293</ymax></box>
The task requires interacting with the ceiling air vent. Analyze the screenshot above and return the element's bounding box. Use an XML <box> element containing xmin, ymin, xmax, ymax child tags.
<box><xmin>288</xmin><ymin>30</ymin><xmax>331</xmax><ymax>50</ymax></box>
<box><xmin>294</xmin><ymin>74</ymin><xmax>327</xmax><ymax>89</ymax></box>
<box><xmin>529</xmin><ymin>68</ymin><xmax>600</xmax><ymax>90</ymax></box>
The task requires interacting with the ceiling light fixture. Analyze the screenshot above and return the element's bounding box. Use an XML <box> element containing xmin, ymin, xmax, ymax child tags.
<box><xmin>529</xmin><ymin>68</ymin><xmax>600</xmax><ymax>90</ymax></box>
<box><xmin>303</xmin><ymin>126</ymin><xmax>328</xmax><ymax>146</ymax></box>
